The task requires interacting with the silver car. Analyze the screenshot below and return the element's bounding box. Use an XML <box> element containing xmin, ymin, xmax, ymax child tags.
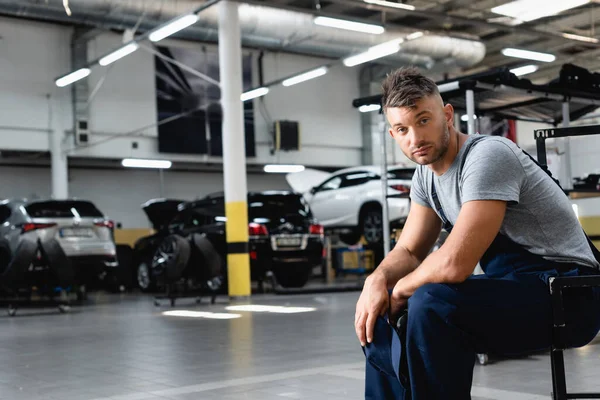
<box><xmin>0</xmin><ymin>199</ymin><xmax>118</xmax><ymax>283</ymax></box>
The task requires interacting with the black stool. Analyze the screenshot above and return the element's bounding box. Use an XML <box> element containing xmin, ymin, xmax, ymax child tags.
<box><xmin>550</xmin><ymin>275</ymin><xmax>600</xmax><ymax>400</ymax></box>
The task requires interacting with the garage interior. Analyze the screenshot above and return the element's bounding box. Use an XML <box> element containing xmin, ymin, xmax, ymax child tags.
<box><xmin>0</xmin><ymin>0</ymin><xmax>600</xmax><ymax>399</ymax></box>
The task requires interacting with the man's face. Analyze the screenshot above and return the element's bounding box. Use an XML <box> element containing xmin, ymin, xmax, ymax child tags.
<box><xmin>386</xmin><ymin>95</ymin><xmax>452</xmax><ymax>166</ymax></box>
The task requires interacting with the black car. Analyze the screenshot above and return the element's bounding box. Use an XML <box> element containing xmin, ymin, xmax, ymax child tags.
<box><xmin>133</xmin><ymin>191</ymin><xmax>324</xmax><ymax>290</ymax></box>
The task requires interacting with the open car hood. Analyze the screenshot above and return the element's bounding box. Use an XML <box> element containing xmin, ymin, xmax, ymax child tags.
<box><xmin>141</xmin><ymin>198</ymin><xmax>185</xmax><ymax>230</ymax></box>
<box><xmin>285</xmin><ymin>168</ymin><xmax>331</xmax><ymax>194</ymax></box>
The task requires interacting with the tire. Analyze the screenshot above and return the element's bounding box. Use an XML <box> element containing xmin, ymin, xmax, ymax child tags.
<box><xmin>136</xmin><ymin>260</ymin><xmax>155</xmax><ymax>292</ymax></box>
<box><xmin>151</xmin><ymin>235</ymin><xmax>191</xmax><ymax>284</ymax></box>
<box><xmin>360</xmin><ymin>206</ymin><xmax>384</xmax><ymax>245</ymax></box>
<box><xmin>39</xmin><ymin>238</ymin><xmax>75</xmax><ymax>287</ymax></box>
<box><xmin>0</xmin><ymin>238</ymin><xmax>11</xmax><ymax>275</ymax></box>
<box><xmin>339</xmin><ymin>231</ymin><xmax>361</xmax><ymax>246</ymax></box>
<box><xmin>115</xmin><ymin>244</ymin><xmax>134</xmax><ymax>290</ymax></box>
<box><xmin>1</xmin><ymin>238</ymin><xmax>37</xmax><ymax>288</ymax></box>
<box><xmin>191</xmin><ymin>234</ymin><xmax>223</xmax><ymax>280</ymax></box>
<box><xmin>274</xmin><ymin>265</ymin><xmax>312</xmax><ymax>288</ymax></box>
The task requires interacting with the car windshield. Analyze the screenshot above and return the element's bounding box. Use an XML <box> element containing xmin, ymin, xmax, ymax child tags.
<box><xmin>248</xmin><ymin>195</ymin><xmax>312</xmax><ymax>220</ymax></box>
<box><xmin>388</xmin><ymin>169</ymin><xmax>415</xmax><ymax>180</ymax></box>
<box><xmin>26</xmin><ymin>201</ymin><xmax>104</xmax><ymax>218</ymax></box>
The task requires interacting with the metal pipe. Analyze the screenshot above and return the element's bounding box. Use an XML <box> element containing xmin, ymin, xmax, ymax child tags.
<box><xmin>466</xmin><ymin>89</ymin><xmax>475</xmax><ymax>135</ymax></box>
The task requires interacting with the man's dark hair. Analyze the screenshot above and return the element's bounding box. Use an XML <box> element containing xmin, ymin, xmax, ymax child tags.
<box><xmin>381</xmin><ymin>66</ymin><xmax>440</xmax><ymax>111</ymax></box>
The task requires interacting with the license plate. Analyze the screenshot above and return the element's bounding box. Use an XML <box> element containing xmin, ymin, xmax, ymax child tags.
<box><xmin>276</xmin><ymin>237</ymin><xmax>301</xmax><ymax>247</ymax></box>
<box><xmin>60</xmin><ymin>228</ymin><xmax>94</xmax><ymax>238</ymax></box>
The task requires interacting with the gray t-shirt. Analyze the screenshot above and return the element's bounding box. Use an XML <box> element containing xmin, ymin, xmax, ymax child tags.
<box><xmin>410</xmin><ymin>134</ymin><xmax>599</xmax><ymax>269</ymax></box>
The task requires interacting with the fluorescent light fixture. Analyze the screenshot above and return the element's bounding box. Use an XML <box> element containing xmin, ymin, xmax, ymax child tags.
<box><xmin>460</xmin><ymin>114</ymin><xmax>478</xmax><ymax>122</ymax></box>
<box><xmin>501</xmin><ymin>48</ymin><xmax>556</xmax><ymax>63</ymax></box>
<box><xmin>363</xmin><ymin>0</ymin><xmax>416</xmax><ymax>11</ymax></box>
<box><xmin>225</xmin><ymin>305</ymin><xmax>316</xmax><ymax>314</ymax></box>
<box><xmin>55</xmin><ymin>68</ymin><xmax>91</xmax><ymax>87</ymax></box>
<box><xmin>510</xmin><ymin>64</ymin><xmax>539</xmax><ymax>76</ymax></box>
<box><xmin>561</xmin><ymin>32</ymin><xmax>599</xmax><ymax>43</ymax></box>
<box><xmin>264</xmin><ymin>164</ymin><xmax>306</xmax><ymax>173</ymax></box>
<box><xmin>359</xmin><ymin>104</ymin><xmax>382</xmax><ymax>113</ymax></box>
<box><xmin>491</xmin><ymin>0</ymin><xmax>590</xmax><ymax>22</ymax></box>
<box><xmin>282</xmin><ymin>67</ymin><xmax>328</xmax><ymax>87</ymax></box>
<box><xmin>99</xmin><ymin>43</ymin><xmax>139</xmax><ymax>66</ymax></box>
<box><xmin>122</xmin><ymin>158</ymin><xmax>172</xmax><ymax>169</ymax></box>
<box><xmin>162</xmin><ymin>310</ymin><xmax>241</xmax><ymax>319</ymax></box>
<box><xmin>149</xmin><ymin>14</ymin><xmax>199</xmax><ymax>42</ymax></box>
<box><xmin>313</xmin><ymin>16</ymin><xmax>385</xmax><ymax>34</ymax></box>
<box><xmin>241</xmin><ymin>87</ymin><xmax>269</xmax><ymax>102</ymax></box>
<box><xmin>343</xmin><ymin>39</ymin><xmax>403</xmax><ymax>67</ymax></box>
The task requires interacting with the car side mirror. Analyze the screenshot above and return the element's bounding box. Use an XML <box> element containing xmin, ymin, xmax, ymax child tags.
<box><xmin>310</xmin><ymin>187</ymin><xmax>317</xmax><ymax>194</ymax></box>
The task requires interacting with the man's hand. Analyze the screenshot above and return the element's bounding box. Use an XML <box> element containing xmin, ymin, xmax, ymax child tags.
<box><xmin>389</xmin><ymin>284</ymin><xmax>410</xmax><ymax>324</ymax></box>
<box><xmin>355</xmin><ymin>274</ymin><xmax>389</xmax><ymax>347</ymax></box>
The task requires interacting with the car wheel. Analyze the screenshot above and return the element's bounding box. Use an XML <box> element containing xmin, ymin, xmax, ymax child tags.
<box><xmin>339</xmin><ymin>231</ymin><xmax>361</xmax><ymax>246</ymax></box>
<box><xmin>137</xmin><ymin>261</ymin><xmax>154</xmax><ymax>292</ymax></box>
<box><xmin>39</xmin><ymin>238</ymin><xmax>75</xmax><ymax>288</ymax></box>
<box><xmin>361</xmin><ymin>206</ymin><xmax>383</xmax><ymax>245</ymax></box>
<box><xmin>152</xmin><ymin>235</ymin><xmax>191</xmax><ymax>284</ymax></box>
<box><xmin>274</xmin><ymin>266</ymin><xmax>312</xmax><ymax>288</ymax></box>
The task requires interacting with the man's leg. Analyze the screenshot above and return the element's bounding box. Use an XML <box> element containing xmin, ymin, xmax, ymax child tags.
<box><xmin>363</xmin><ymin>316</ymin><xmax>407</xmax><ymax>400</ymax></box>
<box><xmin>405</xmin><ymin>273</ymin><xmax>557</xmax><ymax>400</ymax></box>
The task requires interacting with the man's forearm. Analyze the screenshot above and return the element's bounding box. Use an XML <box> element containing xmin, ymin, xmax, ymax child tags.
<box><xmin>369</xmin><ymin>243</ymin><xmax>422</xmax><ymax>289</ymax></box>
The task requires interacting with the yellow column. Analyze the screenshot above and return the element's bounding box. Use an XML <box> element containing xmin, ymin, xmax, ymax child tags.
<box><xmin>225</xmin><ymin>201</ymin><xmax>251</xmax><ymax>296</ymax></box>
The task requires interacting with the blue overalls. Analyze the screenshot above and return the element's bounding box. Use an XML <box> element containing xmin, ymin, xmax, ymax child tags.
<box><xmin>363</xmin><ymin>183</ymin><xmax>600</xmax><ymax>400</ymax></box>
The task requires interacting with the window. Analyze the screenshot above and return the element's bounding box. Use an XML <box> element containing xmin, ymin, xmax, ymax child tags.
<box><xmin>341</xmin><ymin>171</ymin><xmax>376</xmax><ymax>188</ymax></box>
<box><xmin>316</xmin><ymin>176</ymin><xmax>343</xmax><ymax>192</ymax></box>
<box><xmin>25</xmin><ymin>201</ymin><xmax>103</xmax><ymax>218</ymax></box>
<box><xmin>388</xmin><ymin>168</ymin><xmax>416</xmax><ymax>180</ymax></box>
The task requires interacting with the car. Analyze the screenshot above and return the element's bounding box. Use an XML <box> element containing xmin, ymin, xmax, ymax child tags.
<box><xmin>133</xmin><ymin>191</ymin><xmax>325</xmax><ymax>291</ymax></box>
<box><xmin>286</xmin><ymin>165</ymin><xmax>416</xmax><ymax>245</ymax></box>
<box><xmin>0</xmin><ymin>199</ymin><xmax>118</xmax><ymax>288</ymax></box>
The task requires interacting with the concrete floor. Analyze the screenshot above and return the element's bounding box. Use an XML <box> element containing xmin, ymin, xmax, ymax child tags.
<box><xmin>0</xmin><ymin>290</ymin><xmax>598</xmax><ymax>400</ymax></box>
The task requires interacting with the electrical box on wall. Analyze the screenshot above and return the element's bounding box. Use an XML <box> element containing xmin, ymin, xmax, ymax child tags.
<box><xmin>273</xmin><ymin>120</ymin><xmax>300</xmax><ymax>151</ymax></box>
<box><xmin>75</xmin><ymin>119</ymin><xmax>90</xmax><ymax>146</ymax></box>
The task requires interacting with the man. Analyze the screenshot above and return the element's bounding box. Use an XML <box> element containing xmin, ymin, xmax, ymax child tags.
<box><xmin>355</xmin><ymin>67</ymin><xmax>600</xmax><ymax>399</ymax></box>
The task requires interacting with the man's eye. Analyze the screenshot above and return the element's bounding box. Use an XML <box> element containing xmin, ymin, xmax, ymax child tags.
<box><xmin>398</xmin><ymin>127</ymin><xmax>407</xmax><ymax>134</ymax></box>
<box><xmin>420</xmin><ymin>118</ymin><xmax>429</xmax><ymax>124</ymax></box>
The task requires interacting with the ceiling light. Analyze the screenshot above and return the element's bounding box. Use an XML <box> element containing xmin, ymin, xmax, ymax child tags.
<box><xmin>491</xmin><ymin>0</ymin><xmax>590</xmax><ymax>22</ymax></box>
<box><xmin>343</xmin><ymin>38</ymin><xmax>403</xmax><ymax>67</ymax></box>
<box><xmin>122</xmin><ymin>158</ymin><xmax>172</xmax><ymax>169</ymax></box>
<box><xmin>561</xmin><ymin>32</ymin><xmax>599</xmax><ymax>43</ymax></box>
<box><xmin>359</xmin><ymin>104</ymin><xmax>381</xmax><ymax>113</ymax></box>
<box><xmin>363</xmin><ymin>0</ymin><xmax>415</xmax><ymax>11</ymax></box>
<box><xmin>149</xmin><ymin>14</ymin><xmax>199</xmax><ymax>42</ymax></box>
<box><xmin>225</xmin><ymin>305</ymin><xmax>316</xmax><ymax>313</ymax></box>
<box><xmin>282</xmin><ymin>67</ymin><xmax>328</xmax><ymax>87</ymax></box>
<box><xmin>55</xmin><ymin>68</ymin><xmax>91</xmax><ymax>87</ymax></box>
<box><xmin>510</xmin><ymin>64</ymin><xmax>539</xmax><ymax>76</ymax></box>
<box><xmin>263</xmin><ymin>164</ymin><xmax>306</xmax><ymax>173</ymax></box>
<box><xmin>241</xmin><ymin>87</ymin><xmax>269</xmax><ymax>102</ymax></box>
<box><xmin>313</xmin><ymin>16</ymin><xmax>385</xmax><ymax>34</ymax></box>
<box><xmin>99</xmin><ymin>43</ymin><xmax>139</xmax><ymax>66</ymax></box>
<box><xmin>501</xmin><ymin>48</ymin><xmax>556</xmax><ymax>62</ymax></box>
<box><xmin>162</xmin><ymin>310</ymin><xmax>241</xmax><ymax>319</ymax></box>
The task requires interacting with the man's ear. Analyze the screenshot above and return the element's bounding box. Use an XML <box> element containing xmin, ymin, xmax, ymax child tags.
<box><xmin>443</xmin><ymin>103</ymin><xmax>454</xmax><ymax>127</ymax></box>
<box><xmin>388</xmin><ymin>128</ymin><xmax>395</xmax><ymax>138</ymax></box>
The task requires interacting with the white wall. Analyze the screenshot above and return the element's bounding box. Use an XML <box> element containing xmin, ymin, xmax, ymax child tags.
<box><xmin>0</xmin><ymin>166</ymin><xmax>289</xmax><ymax>228</ymax></box>
<box><xmin>0</xmin><ymin>17</ymin><xmax>72</xmax><ymax>151</ymax></box>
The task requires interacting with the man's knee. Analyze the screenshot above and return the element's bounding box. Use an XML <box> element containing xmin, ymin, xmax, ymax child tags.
<box><xmin>407</xmin><ymin>283</ymin><xmax>454</xmax><ymax>324</ymax></box>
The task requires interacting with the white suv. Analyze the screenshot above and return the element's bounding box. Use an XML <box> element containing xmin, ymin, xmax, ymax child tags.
<box><xmin>287</xmin><ymin>165</ymin><xmax>415</xmax><ymax>244</ymax></box>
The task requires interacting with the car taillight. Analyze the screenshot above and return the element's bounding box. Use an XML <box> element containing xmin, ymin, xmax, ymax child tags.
<box><xmin>309</xmin><ymin>224</ymin><xmax>324</xmax><ymax>235</ymax></box>
<box><xmin>95</xmin><ymin>220</ymin><xmax>115</xmax><ymax>230</ymax></box>
<box><xmin>249</xmin><ymin>223</ymin><xmax>268</xmax><ymax>236</ymax></box>
<box><xmin>390</xmin><ymin>184</ymin><xmax>410</xmax><ymax>194</ymax></box>
<box><xmin>21</xmin><ymin>223</ymin><xmax>57</xmax><ymax>234</ymax></box>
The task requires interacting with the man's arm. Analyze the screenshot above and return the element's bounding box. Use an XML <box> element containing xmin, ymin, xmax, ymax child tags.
<box><xmin>390</xmin><ymin>199</ymin><xmax>507</xmax><ymax>310</ymax></box>
<box><xmin>355</xmin><ymin>201</ymin><xmax>441</xmax><ymax>346</ymax></box>
<box><xmin>370</xmin><ymin>202</ymin><xmax>443</xmax><ymax>289</ymax></box>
